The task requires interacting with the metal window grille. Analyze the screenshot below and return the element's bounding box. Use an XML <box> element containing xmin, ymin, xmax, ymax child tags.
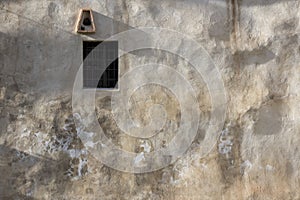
<box><xmin>83</xmin><ymin>41</ymin><xmax>118</xmax><ymax>89</ymax></box>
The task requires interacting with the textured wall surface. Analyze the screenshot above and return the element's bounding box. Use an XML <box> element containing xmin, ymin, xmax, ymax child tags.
<box><xmin>1</xmin><ymin>0</ymin><xmax>300</xmax><ymax>199</ymax></box>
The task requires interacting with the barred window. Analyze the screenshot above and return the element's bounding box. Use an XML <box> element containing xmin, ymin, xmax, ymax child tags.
<box><xmin>83</xmin><ymin>41</ymin><xmax>118</xmax><ymax>89</ymax></box>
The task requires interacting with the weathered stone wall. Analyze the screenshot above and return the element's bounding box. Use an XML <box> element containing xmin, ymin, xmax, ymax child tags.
<box><xmin>1</xmin><ymin>0</ymin><xmax>300</xmax><ymax>199</ymax></box>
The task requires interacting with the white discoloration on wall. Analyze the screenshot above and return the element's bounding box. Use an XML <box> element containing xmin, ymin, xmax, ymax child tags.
<box><xmin>218</xmin><ymin>127</ymin><xmax>233</xmax><ymax>154</ymax></box>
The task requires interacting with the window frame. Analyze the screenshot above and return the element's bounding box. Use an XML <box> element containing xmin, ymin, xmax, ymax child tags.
<box><xmin>82</xmin><ymin>40</ymin><xmax>119</xmax><ymax>91</ymax></box>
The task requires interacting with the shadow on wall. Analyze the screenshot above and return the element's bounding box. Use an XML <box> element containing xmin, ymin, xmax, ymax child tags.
<box><xmin>0</xmin><ymin>6</ymin><xmax>82</xmax><ymax>93</ymax></box>
<box><xmin>0</xmin><ymin>144</ymin><xmax>70</xmax><ymax>199</ymax></box>
<box><xmin>90</xmin><ymin>11</ymin><xmax>134</xmax><ymax>39</ymax></box>
<box><xmin>89</xmin><ymin>12</ymin><xmax>152</xmax><ymax>52</ymax></box>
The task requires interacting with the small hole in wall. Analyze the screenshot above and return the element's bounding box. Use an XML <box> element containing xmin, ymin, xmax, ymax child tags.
<box><xmin>76</xmin><ymin>9</ymin><xmax>95</xmax><ymax>33</ymax></box>
<box><xmin>83</xmin><ymin>17</ymin><xmax>91</xmax><ymax>26</ymax></box>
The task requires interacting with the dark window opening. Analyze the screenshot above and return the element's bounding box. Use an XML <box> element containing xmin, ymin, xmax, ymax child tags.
<box><xmin>83</xmin><ymin>41</ymin><xmax>118</xmax><ymax>89</ymax></box>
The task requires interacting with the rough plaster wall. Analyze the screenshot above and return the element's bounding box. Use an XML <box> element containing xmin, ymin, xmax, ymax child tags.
<box><xmin>0</xmin><ymin>0</ymin><xmax>300</xmax><ymax>199</ymax></box>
